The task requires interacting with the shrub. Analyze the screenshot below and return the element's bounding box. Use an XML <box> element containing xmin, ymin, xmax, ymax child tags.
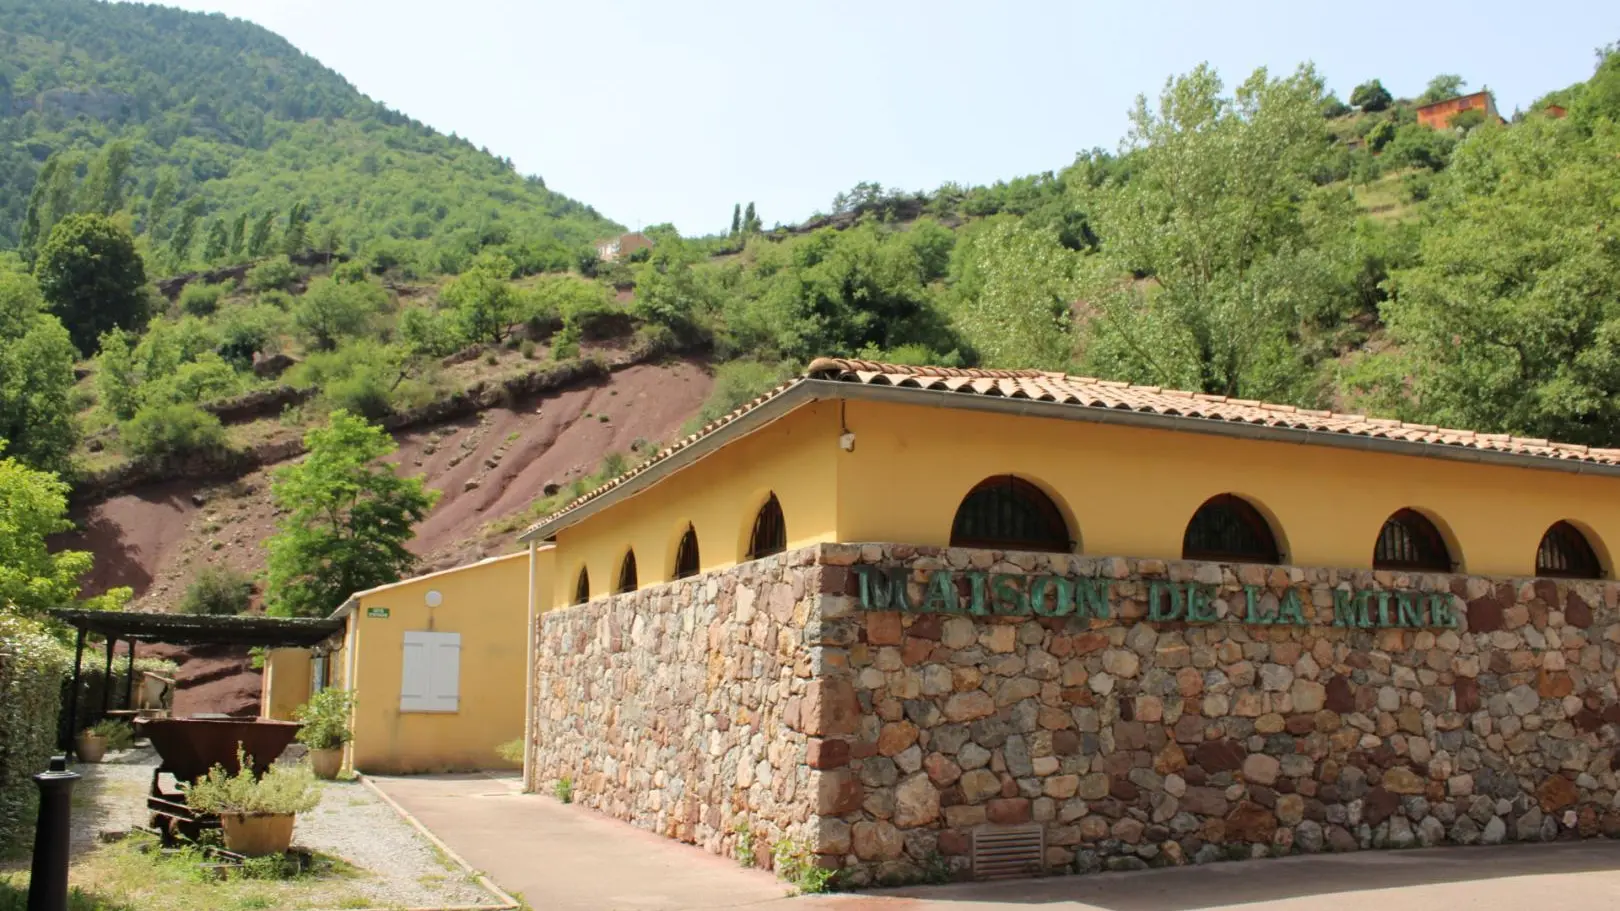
<box><xmin>396</xmin><ymin>305</ymin><xmax>463</xmax><ymax>358</ymax></box>
<box><xmin>773</xmin><ymin>837</ymin><xmax>837</xmax><ymax>894</ymax></box>
<box><xmin>495</xmin><ymin>739</ymin><xmax>524</xmax><ymax>765</ymax></box>
<box><xmin>553</xmin><ymin>777</ymin><xmax>573</xmax><ymax>803</ymax></box>
<box><xmin>326</xmin><ymin>370</ymin><xmax>394</xmax><ymax>420</ymax></box>
<box><xmin>178</xmin><ymin>281</ymin><xmax>227</xmax><ymax>317</ymax></box>
<box><xmin>293</xmin><ymin>689</ymin><xmax>353</xmax><ymax>751</ymax></box>
<box><xmin>122</xmin><ymin>402</ymin><xmax>227</xmax><ymax>462</ymax></box>
<box><xmin>180</xmin><ymin>566</ymin><xmax>254</xmax><ymax>615</ymax></box>
<box><xmin>184</xmin><ymin>748</ymin><xmax>320</xmax><ymax>816</ymax></box>
<box><xmin>245</xmin><ymin>256</ymin><xmax>302</xmax><ymax>293</ymax></box>
<box><xmin>84</xmin><ymin>718</ymin><xmax>134</xmax><ymax>751</ymax></box>
<box><xmin>0</xmin><ymin>615</ymin><xmax>71</xmax><ymax>854</ymax></box>
<box><xmin>1365</xmin><ymin>119</ymin><xmax>1395</xmax><ymax>152</ymax></box>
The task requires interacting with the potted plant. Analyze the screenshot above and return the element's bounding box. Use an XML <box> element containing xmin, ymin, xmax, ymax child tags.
<box><xmin>76</xmin><ymin>719</ymin><xmax>134</xmax><ymax>763</ymax></box>
<box><xmin>294</xmin><ymin>689</ymin><xmax>354</xmax><ymax>779</ymax></box>
<box><xmin>183</xmin><ymin>747</ymin><xmax>320</xmax><ymax>857</ymax></box>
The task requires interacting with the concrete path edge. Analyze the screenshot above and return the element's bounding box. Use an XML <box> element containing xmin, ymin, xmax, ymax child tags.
<box><xmin>350</xmin><ymin>772</ymin><xmax>522</xmax><ymax>911</ymax></box>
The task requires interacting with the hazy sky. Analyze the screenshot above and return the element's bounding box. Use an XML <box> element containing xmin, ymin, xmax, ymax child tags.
<box><xmin>141</xmin><ymin>0</ymin><xmax>1618</xmax><ymax>235</ymax></box>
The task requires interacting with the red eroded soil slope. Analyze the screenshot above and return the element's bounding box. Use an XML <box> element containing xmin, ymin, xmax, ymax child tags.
<box><xmin>61</xmin><ymin>361</ymin><xmax>714</xmax><ymax>712</ymax></box>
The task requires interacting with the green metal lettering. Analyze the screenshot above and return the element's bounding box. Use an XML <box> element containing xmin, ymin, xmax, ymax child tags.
<box><xmin>1075</xmin><ymin>578</ymin><xmax>1111</xmax><ymax>619</ymax></box>
<box><xmin>965</xmin><ymin>572</ymin><xmax>989</xmax><ymax>616</ymax></box>
<box><xmin>1395</xmin><ymin>591</ymin><xmax>1423</xmax><ymax>628</ymax></box>
<box><xmin>1148</xmin><ymin>580</ymin><xmax>1184</xmax><ymax>621</ymax></box>
<box><xmin>853</xmin><ymin>566</ymin><xmax>883</xmax><ymax>611</ymax></box>
<box><xmin>1278</xmin><ymin>589</ymin><xmax>1307</xmax><ymax>626</ymax></box>
<box><xmin>1030</xmin><ymin>576</ymin><xmax>1073</xmax><ymax>617</ymax></box>
<box><xmin>1244</xmin><ymin>585</ymin><xmax>1272</xmax><ymax>625</ymax></box>
<box><xmin>1375</xmin><ymin>591</ymin><xmax>1393</xmax><ymax>627</ymax></box>
<box><xmin>1430</xmin><ymin>592</ymin><xmax>1459</xmax><ymax>629</ymax></box>
<box><xmin>923</xmin><ymin>570</ymin><xmax>958</xmax><ymax>613</ymax></box>
<box><xmin>992</xmin><ymin>574</ymin><xmax>1029</xmax><ymax>615</ymax></box>
<box><xmin>1332</xmin><ymin>589</ymin><xmax>1357</xmax><ymax>627</ymax></box>
<box><xmin>1185</xmin><ymin>584</ymin><xmax>1218</xmax><ymax>623</ymax></box>
<box><xmin>1353</xmin><ymin>591</ymin><xmax>1375</xmax><ymax>628</ymax></box>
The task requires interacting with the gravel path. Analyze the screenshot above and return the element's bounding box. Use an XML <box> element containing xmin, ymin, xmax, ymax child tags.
<box><xmin>69</xmin><ymin>745</ymin><xmax>497</xmax><ymax>908</ymax></box>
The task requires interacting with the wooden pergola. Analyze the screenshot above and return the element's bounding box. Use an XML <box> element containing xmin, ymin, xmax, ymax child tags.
<box><xmin>49</xmin><ymin>609</ymin><xmax>342</xmax><ymax>752</ymax></box>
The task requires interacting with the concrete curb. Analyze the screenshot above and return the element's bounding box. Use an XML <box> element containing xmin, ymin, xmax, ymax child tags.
<box><xmin>346</xmin><ymin>773</ymin><xmax>523</xmax><ymax>911</ymax></box>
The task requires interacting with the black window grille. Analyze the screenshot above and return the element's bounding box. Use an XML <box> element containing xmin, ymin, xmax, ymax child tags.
<box><xmin>748</xmin><ymin>495</ymin><xmax>787</xmax><ymax>559</ymax></box>
<box><xmin>573</xmin><ymin>567</ymin><xmax>590</xmax><ymax>605</ymax></box>
<box><xmin>1182</xmin><ymin>494</ymin><xmax>1281</xmax><ymax>564</ymax></box>
<box><xmin>674</xmin><ymin>526</ymin><xmax>700</xmax><ymax>579</ymax></box>
<box><xmin>1537</xmin><ymin>521</ymin><xmax>1602</xmax><ymax>579</ymax></box>
<box><xmin>1373</xmin><ymin>509</ymin><xmax>1451</xmax><ymax>571</ymax></box>
<box><xmin>949</xmin><ymin>475</ymin><xmax>1070</xmax><ymax>553</ymax></box>
<box><xmin>617</xmin><ymin>550</ymin><xmax>638</xmax><ymax>593</ymax></box>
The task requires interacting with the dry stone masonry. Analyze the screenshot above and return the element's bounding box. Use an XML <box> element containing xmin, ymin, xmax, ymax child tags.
<box><xmin>531</xmin><ymin>543</ymin><xmax>1620</xmax><ymax>886</ymax></box>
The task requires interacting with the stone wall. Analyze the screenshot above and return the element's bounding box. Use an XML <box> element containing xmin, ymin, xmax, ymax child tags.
<box><xmin>811</xmin><ymin>544</ymin><xmax>1620</xmax><ymax>885</ymax></box>
<box><xmin>529</xmin><ymin>548</ymin><xmax>824</xmax><ymax>859</ymax></box>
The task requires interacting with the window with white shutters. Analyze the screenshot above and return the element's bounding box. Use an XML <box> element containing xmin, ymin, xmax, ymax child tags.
<box><xmin>400</xmin><ymin>631</ymin><xmax>461</xmax><ymax>713</ymax></box>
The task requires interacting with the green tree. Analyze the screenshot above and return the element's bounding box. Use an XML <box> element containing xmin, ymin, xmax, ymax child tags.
<box><xmin>95</xmin><ymin>327</ymin><xmax>143</xmax><ymax>420</ymax></box>
<box><xmin>17</xmin><ymin>153</ymin><xmax>79</xmax><ymax>263</ymax></box>
<box><xmin>730</xmin><ymin>204</ymin><xmax>742</xmax><ymax>237</ymax></box>
<box><xmin>1077</xmin><ymin>63</ymin><xmax>1344</xmax><ymax>401</ymax></box>
<box><xmin>292</xmin><ymin>276</ymin><xmax>386</xmax><ymax>350</ymax></box>
<box><xmin>1366</xmin><ymin>119</ymin><xmax>1396</xmax><ymax>152</ymax></box>
<box><xmin>443</xmin><ymin>256</ymin><xmax>520</xmax><ymax>344</ymax></box>
<box><xmin>742</xmin><ymin>202</ymin><xmax>760</xmax><ymax>234</ymax></box>
<box><xmin>77</xmin><ymin>141</ymin><xmax>133</xmax><ymax>217</ymax></box>
<box><xmin>949</xmin><ymin>219</ymin><xmax>1075</xmax><ymax>369</ymax></box>
<box><xmin>144</xmin><ymin>170</ymin><xmax>178</xmax><ymax>240</ymax></box>
<box><xmin>1419</xmin><ymin>74</ymin><xmax>1467</xmax><ymax>104</ymax></box>
<box><xmin>169</xmin><ymin>198</ymin><xmax>204</xmax><ymax>262</ymax></box>
<box><xmin>202</xmin><ymin>218</ymin><xmax>229</xmax><ymax>262</ymax></box>
<box><xmin>265</xmin><ymin>411</ymin><xmax>439</xmax><ymax>617</ymax></box>
<box><xmin>0</xmin><ymin>266</ymin><xmax>78</xmax><ymax>473</ymax></box>
<box><xmin>228</xmin><ymin>212</ymin><xmax>248</xmax><ymax>258</ymax></box>
<box><xmin>0</xmin><ymin>444</ymin><xmax>131</xmax><ymax>619</ymax></box>
<box><xmin>34</xmin><ymin>213</ymin><xmax>149</xmax><ymax>355</ymax></box>
<box><xmin>1350</xmin><ymin>79</ymin><xmax>1393</xmax><ymax>112</ymax></box>
<box><xmin>282</xmin><ymin>201</ymin><xmax>310</xmax><ymax>255</ymax></box>
<box><xmin>1362</xmin><ymin>116</ymin><xmax>1620</xmax><ymax>445</ymax></box>
<box><xmin>247</xmin><ymin>210</ymin><xmax>276</xmax><ymax>257</ymax></box>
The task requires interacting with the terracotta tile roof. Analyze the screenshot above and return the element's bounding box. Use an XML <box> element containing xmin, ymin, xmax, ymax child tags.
<box><xmin>519</xmin><ymin>357</ymin><xmax>1620</xmax><ymax>539</ymax></box>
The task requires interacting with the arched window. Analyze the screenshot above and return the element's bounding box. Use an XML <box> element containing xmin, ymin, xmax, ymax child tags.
<box><xmin>617</xmin><ymin>550</ymin><xmax>638</xmax><ymax>593</ymax></box>
<box><xmin>1373</xmin><ymin>509</ymin><xmax>1452</xmax><ymax>572</ymax></box>
<box><xmin>573</xmin><ymin>567</ymin><xmax>590</xmax><ymax>605</ymax></box>
<box><xmin>1537</xmin><ymin>521</ymin><xmax>1602</xmax><ymax>579</ymax></box>
<box><xmin>748</xmin><ymin>494</ymin><xmax>787</xmax><ymax>559</ymax></box>
<box><xmin>674</xmin><ymin>525</ymin><xmax>700</xmax><ymax>579</ymax></box>
<box><xmin>1182</xmin><ymin>495</ymin><xmax>1280</xmax><ymax>564</ymax></box>
<box><xmin>949</xmin><ymin>475</ymin><xmax>1070</xmax><ymax>553</ymax></box>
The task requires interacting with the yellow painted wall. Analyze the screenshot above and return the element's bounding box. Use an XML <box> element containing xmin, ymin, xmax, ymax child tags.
<box><xmin>259</xmin><ymin>648</ymin><xmax>311</xmax><ymax>721</ymax></box>
<box><xmin>342</xmin><ymin>552</ymin><xmax>539</xmax><ymax>774</ymax></box>
<box><xmin>835</xmin><ymin>400</ymin><xmax>1620</xmax><ymax>577</ymax></box>
<box><xmin>552</xmin><ymin>401</ymin><xmax>842</xmax><ymax>606</ymax></box>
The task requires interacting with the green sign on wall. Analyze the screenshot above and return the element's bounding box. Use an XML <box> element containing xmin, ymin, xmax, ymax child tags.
<box><xmin>366</xmin><ymin>607</ymin><xmax>390</xmax><ymax>619</ymax></box>
<box><xmin>850</xmin><ymin>566</ymin><xmax>1459</xmax><ymax>630</ymax></box>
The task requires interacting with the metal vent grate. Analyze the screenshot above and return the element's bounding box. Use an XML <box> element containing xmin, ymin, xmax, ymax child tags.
<box><xmin>972</xmin><ymin>824</ymin><xmax>1044</xmax><ymax>880</ymax></box>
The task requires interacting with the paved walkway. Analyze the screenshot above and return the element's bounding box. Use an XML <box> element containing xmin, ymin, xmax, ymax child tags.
<box><xmin>366</xmin><ymin>774</ymin><xmax>1620</xmax><ymax>911</ymax></box>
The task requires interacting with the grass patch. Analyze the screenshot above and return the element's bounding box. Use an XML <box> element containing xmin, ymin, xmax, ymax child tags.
<box><xmin>0</xmin><ymin>832</ymin><xmax>368</xmax><ymax>911</ymax></box>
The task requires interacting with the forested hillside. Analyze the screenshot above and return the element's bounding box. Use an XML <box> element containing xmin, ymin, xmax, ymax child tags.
<box><xmin>0</xmin><ymin>0</ymin><xmax>617</xmax><ymax>274</ymax></box>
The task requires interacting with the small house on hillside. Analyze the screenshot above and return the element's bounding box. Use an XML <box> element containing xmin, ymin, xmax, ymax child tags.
<box><xmin>1416</xmin><ymin>90</ymin><xmax>1502</xmax><ymax>129</ymax></box>
<box><xmin>595</xmin><ymin>232</ymin><xmax>652</xmax><ymax>263</ymax></box>
<box><xmin>260</xmin><ymin>547</ymin><xmax>555</xmax><ymax>774</ymax></box>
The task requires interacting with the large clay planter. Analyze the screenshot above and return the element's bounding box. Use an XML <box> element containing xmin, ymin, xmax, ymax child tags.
<box><xmin>220</xmin><ymin>813</ymin><xmax>295</xmax><ymax>857</ymax></box>
<box><xmin>75</xmin><ymin>733</ymin><xmax>107</xmax><ymax>764</ymax></box>
<box><xmin>309</xmin><ymin>747</ymin><xmax>343</xmax><ymax>780</ymax></box>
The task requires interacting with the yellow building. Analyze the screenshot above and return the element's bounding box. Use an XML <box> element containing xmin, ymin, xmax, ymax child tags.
<box><xmin>520</xmin><ymin>358</ymin><xmax>1620</xmax><ymax>598</ymax></box>
<box><xmin>262</xmin><ymin>548</ymin><xmax>554</xmax><ymax>774</ymax></box>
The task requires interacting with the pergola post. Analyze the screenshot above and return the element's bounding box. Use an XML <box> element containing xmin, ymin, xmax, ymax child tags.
<box><xmin>124</xmin><ymin>639</ymin><xmax>139</xmax><ymax>711</ymax></box>
<box><xmin>100</xmin><ymin>636</ymin><xmax>116</xmax><ymax>719</ymax></box>
<box><xmin>63</xmin><ymin>628</ymin><xmax>86</xmax><ymax>753</ymax></box>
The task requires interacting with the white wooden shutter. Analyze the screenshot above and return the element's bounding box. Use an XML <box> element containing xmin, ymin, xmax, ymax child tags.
<box><xmin>427</xmin><ymin>633</ymin><xmax>460</xmax><ymax>712</ymax></box>
<box><xmin>401</xmin><ymin>631</ymin><xmax>460</xmax><ymax>712</ymax></box>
